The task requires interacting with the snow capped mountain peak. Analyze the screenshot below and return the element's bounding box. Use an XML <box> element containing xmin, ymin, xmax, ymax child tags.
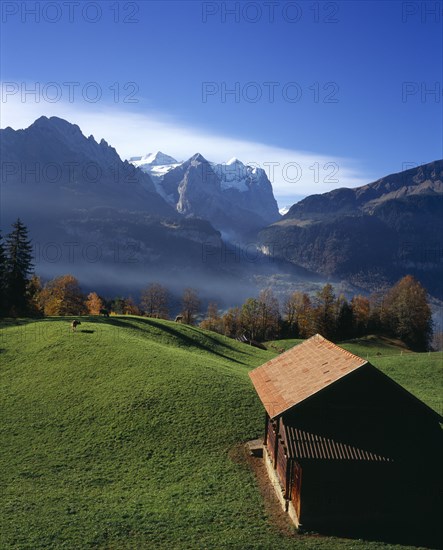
<box><xmin>138</xmin><ymin>151</ymin><xmax>178</xmax><ymax>166</ymax></box>
<box><xmin>129</xmin><ymin>151</ymin><xmax>275</xmax><ymax>194</ymax></box>
<box><xmin>279</xmin><ymin>205</ymin><xmax>291</xmax><ymax>216</ymax></box>
<box><xmin>208</xmin><ymin>157</ymin><xmax>268</xmax><ymax>192</ymax></box>
<box><xmin>226</xmin><ymin>157</ymin><xmax>242</xmax><ymax>166</ymax></box>
<box><xmin>129</xmin><ymin>150</ymin><xmax>278</xmax><ymax>207</ymax></box>
<box><xmin>129</xmin><ymin>151</ymin><xmax>181</xmax><ymax>198</ymax></box>
<box><xmin>127</xmin><ymin>150</ymin><xmax>280</xmax><ymax>231</ymax></box>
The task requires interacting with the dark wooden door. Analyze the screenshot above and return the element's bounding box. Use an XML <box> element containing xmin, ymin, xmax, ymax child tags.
<box><xmin>291</xmin><ymin>462</ymin><xmax>302</xmax><ymax>520</ymax></box>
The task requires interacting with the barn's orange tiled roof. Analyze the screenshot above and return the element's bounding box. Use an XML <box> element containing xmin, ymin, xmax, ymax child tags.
<box><xmin>249</xmin><ymin>334</ymin><xmax>368</xmax><ymax>418</ymax></box>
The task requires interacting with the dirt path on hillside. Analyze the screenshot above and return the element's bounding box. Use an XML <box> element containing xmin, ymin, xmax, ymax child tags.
<box><xmin>229</xmin><ymin>443</ymin><xmax>300</xmax><ymax>538</ymax></box>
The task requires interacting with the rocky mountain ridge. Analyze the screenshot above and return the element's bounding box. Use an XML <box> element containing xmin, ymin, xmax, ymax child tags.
<box><xmin>259</xmin><ymin>159</ymin><xmax>443</xmax><ymax>297</ymax></box>
<box><xmin>0</xmin><ymin>117</ymin><xmax>283</xmax><ymax>301</ymax></box>
<box><xmin>131</xmin><ymin>151</ymin><xmax>281</xmax><ymax>239</ymax></box>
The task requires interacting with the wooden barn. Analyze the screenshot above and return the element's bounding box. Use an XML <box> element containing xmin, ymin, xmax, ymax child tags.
<box><xmin>249</xmin><ymin>334</ymin><xmax>442</xmax><ymax>543</ymax></box>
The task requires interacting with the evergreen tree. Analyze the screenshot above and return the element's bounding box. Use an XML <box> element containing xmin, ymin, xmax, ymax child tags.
<box><xmin>0</xmin><ymin>232</ymin><xmax>7</xmax><ymax>316</ymax></box>
<box><xmin>335</xmin><ymin>294</ymin><xmax>353</xmax><ymax>340</ymax></box>
<box><xmin>26</xmin><ymin>274</ymin><xmax>43</xmax><ymax>317</ymax></box>
<box><xmin>5</xmin><ymin>219</ymin><xmax>34</xmax><ymax>315</ymax></box>
<box><xmin>111</xmin><ymin>297</ymin><xmax>126</xmax><ymax>314</ymax></box>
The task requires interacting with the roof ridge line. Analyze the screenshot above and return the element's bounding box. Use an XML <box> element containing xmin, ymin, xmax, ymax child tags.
<box><xmin>277</xmin><ymin>334</ymin><xmax>368</xmax><ymax>366</ymax></box>
<box><xmin>317</xmin><ymin>335</ymin><xmax>368</xmax><ymax>365</ymax></box>
<box><xmin>249</xmin><ymin>335</ymin><xmax>370</xmax><ymax>418</ymax></box>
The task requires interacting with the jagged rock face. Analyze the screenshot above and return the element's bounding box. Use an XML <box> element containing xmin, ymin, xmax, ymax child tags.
<box><xmin>0</xmin><ymin>117</ymin><xmax>239</xmax><ymax>295</ymax></box>
<box><xmin>2</xmin><ymin>116</ymin><xmax>125</xmax><ymax>182</ymax></box>
<box><xmin>175</xmin><ymin>154</ymin><xmax>220</xmax><ymax>215</ymax></box>
<box><xmin>155</xmin><ymin>153</ymin><xmax>281</xmax><ymax>239</ymax></box>
<box><xmin>0</xmin><ymin>116</ymin><xmax>175</xmax><ymax>215</ymax></box>
<box><xmin>259</xmin><ymin>159</ymin><xmax>443</xmax><ymax>297</ymax></box>
<box><xmin>1</xmin><ymin>116</ymin><xmax>286</xmax><ymax>302</ymax></box>
<box><xmin>213</xmin><ymin>157</ymin><xmax>281</xmax><ymax>225</ymax></box>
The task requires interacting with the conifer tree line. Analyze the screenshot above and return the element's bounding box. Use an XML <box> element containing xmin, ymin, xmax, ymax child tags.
<box><xmin>0</xmin><ymin>219</ymin><xmax>435</xmax><ymax>351</ymax></box>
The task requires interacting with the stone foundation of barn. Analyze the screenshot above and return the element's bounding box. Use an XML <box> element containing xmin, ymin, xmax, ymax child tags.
<box><xmin>263</xmin><ymin>445</ymin><xmax>300</xmax><ymax>528</ymax></box>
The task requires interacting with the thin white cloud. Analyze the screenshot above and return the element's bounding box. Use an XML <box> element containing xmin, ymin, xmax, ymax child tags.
<box><xmin>0</xmin><ymin>91</ymin><xmax>370</xmax><ymax>206</ymax></box>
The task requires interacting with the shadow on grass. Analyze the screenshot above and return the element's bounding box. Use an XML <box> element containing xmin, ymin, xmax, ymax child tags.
<box><xmin>0</xmin><ymin>316</ymin><xmax>109</xmax><ymax>328</ymax></box>
<box><xmin>0</xmin><ymin>315</ymin><xmax>270</xmax><ymax>365</ymax></box>
<box><xmin>341</xmin><ymin>335</ymin><xmax>411</xmax><ymax>354</ymax></box>
<box><xmin>306</xmin><ymin>515</ymin><xmax>442</xmax><ymax>549</ymax></box>
<box><xmin>126</xmin><ymin>316</ymin><xmax>269</xmax><ymax>360</ymax></box>
<box><xmin>243</xmin><ymin>442</ymin><xmax>442</xmax><ymax>549</ymax></box>
<box><xmin>106</xmin><ymin>316</ymin><xmax>249</xmax><ymax>365</ymax></box>
<box><xmin>0</xmin><ymin>317</ymin><xmax>43</xmax><ymax>329</ymax></box>
<box><xmin>184</xmin><ymin>324</ymin><xmax>266</xmax><ymax>357</ymax></box>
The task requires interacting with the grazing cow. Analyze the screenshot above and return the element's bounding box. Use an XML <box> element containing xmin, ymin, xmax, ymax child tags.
<box><xmin>100</xmin><ymin>308</ymin><xmax>110</xmax><ymax>317</ymax></box>
<box><xmin>71</xmin><ymin>320</ymin><xmax>81</xmax><ymax>332</ymax></box>
<box><xmin>175</xmin><ymin>315</ymin><xmax>183</xmax><ymax>322</ymax></box>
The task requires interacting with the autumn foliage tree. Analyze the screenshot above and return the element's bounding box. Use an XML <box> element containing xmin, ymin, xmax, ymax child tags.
<box><xmin>313</xmin><ymin>283</ymin><xmax>336</xmax><ymax>339</ymax></box>
<box><xmin>351</xmin><ymin>295</ymin><xmax>371</xmax><ymax>336</ymax></box>
<box><xmin>240</xmin><ymin>298</ymin><xmax>262</xmax><ymax>340</ymax></box>
<box><xmin>283</xmin><ymin>291</ymin><xmax>298</xmax><ymax>334</ymax></box>
<box><xmin>140</xmin><ymin>283</ymin><xmax>169</xmax><ymax>319</ymax></box>
<box><xmin>123</xmin><ymin>297</ymin><xmax>141</xmax><ymax>315</ymax></box>
<box><xmin>200</xmin><ymin>302</ymin><xmax>223</xmax><ymax>332</ymax></box>
<box><xmin>188</xmin><ymin>276</ymin><xmax>434</xmax><ymax>349</ymax></box>
<box><xmin>284</xmin><ymin>291</ymin><xmax>315</xmax><ymax>338</ymax></box>
<box><xmin>39</xmin><ymin>275</ymin><xmax>86</xmax><ymax>316</ymax></box>
<box><xmin>85</xmin><ymin>292</ymin><xmax>104</xmax><ymax>315</ymax></box>
<box><xmin>107</xmin><ymin>296</ymin><xmax>141</xmax><ymax>315</ymax></box>
<box><xmin>257</xmin><ymin>288</ymin><xmax>280</xmax><ymax>340</ymax></box>
<box><xmin>380</xmin><ymin>275</ymin><xmax>432</xmax><ymax>350</ymax></box>
<box><xmin>221</xmin><ymin>306</ymin><xmax>242</xmax><ymax>338</ymax></box>
<box><xmin>295</xmin><ymin>293</ymin><xmax>316</xmax><ymax>338</ymax></box>
<box><xmin>180</xmin><ymin>288</ymin><xmax>200</xmax><ymax>325</ymax></box>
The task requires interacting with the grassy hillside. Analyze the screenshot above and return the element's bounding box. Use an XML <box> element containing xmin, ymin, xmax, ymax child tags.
<box><xmin>1</xmin><ymin>317</ymin><xmax>441</xmax><ymax>549</ymax></box>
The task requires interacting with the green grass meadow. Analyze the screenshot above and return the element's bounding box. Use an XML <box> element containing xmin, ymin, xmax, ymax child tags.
<box><xmin>1</xmin><ymin>317</ymin><xmax>441</xmax><ymax>549</ymax></box>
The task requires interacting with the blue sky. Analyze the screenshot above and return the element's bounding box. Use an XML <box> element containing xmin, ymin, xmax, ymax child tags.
<box><xmin>1</xmin><ymin>0</ymin><xmax>442</xmax><ymax>206</ymax></box>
